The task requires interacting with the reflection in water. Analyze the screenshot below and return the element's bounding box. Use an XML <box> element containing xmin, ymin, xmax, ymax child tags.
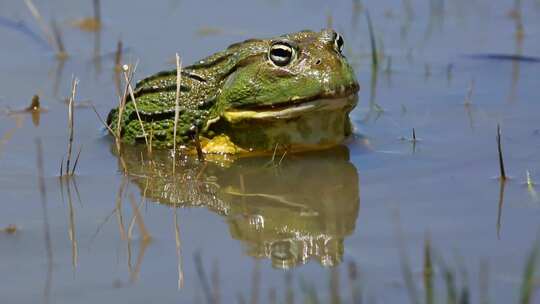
<box><xmin>126</xmin><ymin>194</ymin><xmax>152</xmax><ymax>282</ymax></box>
<box><xmin>35</xmin><ymin>139</ymin><xmax>53</xmax><ymax>304</ymax></box>
<box><xmin>59</xmin><ymin>177</ymin><xmax>80</xmax><ymax>270</ymax></box>
<box><xmin>362</xmin><ymin>66</ymin><xmax>383</xmax><ymax>123</ymax></box>
<box><xmin>496</xmin><ymin>179</ymin><xmax>506</xmax><ymax>240</ymax></box>
<box><xmin>0</xmin><ymin>115</ymin><xmax>23</xmax><ymax>158</ymax></box>
<box><xmin>114</xmin><ymin>145</ymin><xmax>360</xmax><ymax>268</ymax></box>
<box><xmin>92</xmin><ymin>29</ymin><xmax>102</xmax><ymax>75</ymax></box>
<box><xmin>50</xmin><ymin>58</ymin><xmax>66</xmax><ymax>98</ymax></box>
<box><xmin>174</xmin><ymin>208</ymin><xmax>184</xmax><ymax>289</ymax></box>
<box><xmin>508</xmin><ymin>11</ymin><xmax>524</xmax><ymax>103</ymax></box>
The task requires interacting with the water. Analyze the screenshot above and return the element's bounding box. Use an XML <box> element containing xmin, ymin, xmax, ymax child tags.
<box><xmin>0</xmin><ymin>0</ymin><xmax>539</xmax><ymax>303</ymax></box>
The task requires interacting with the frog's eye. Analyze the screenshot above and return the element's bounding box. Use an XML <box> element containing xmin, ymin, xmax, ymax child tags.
<box><xmin>269</xmin><ymin>42</ymin><xmax>295</xmax><ymax>67</ymax></box>
<box><xmin>334</xmin><ymin>33</ymin><xmax>344</xmax><ymax>54</ymax></box>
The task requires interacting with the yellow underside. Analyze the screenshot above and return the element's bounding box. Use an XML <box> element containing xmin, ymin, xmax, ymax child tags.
<box><xmin>202</xmin><ymin>95</ymin><xmax>357</xmax><ymax>155</ymax></box>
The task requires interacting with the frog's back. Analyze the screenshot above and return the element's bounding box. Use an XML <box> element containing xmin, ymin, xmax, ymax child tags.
<box><xmin>106</xmin><ymin>39</ymin><xmax>267</xmax><ymax>148</ymax></box>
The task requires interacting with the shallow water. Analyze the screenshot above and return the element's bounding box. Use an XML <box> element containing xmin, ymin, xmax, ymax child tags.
<box><xmin>1</xmin><ymin>0</ymin><xmax>539</xmax><ymax>303</ymax></box>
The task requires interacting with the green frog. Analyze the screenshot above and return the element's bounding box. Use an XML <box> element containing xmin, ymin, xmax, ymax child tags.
<box><xmin>106</xmin><ymin>29</ymin><xmax>359</xmax><ymax>154</ymax></box>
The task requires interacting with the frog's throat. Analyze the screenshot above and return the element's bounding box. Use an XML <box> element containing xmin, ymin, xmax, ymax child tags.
<box><xmin>203</xmin><ymin>94</ymin><xmax>358</xmax><ymax>154</ymax></box>
<box><xmin>220</xmin><ymin>94</ymin><xmax>358</xmax><ymax>123</ymax></box>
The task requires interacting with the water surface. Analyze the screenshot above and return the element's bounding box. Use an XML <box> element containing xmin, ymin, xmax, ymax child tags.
<box><xmin>0</xmin><ymin>0</ymin><xmax>539</xmax><ymax>303</ymax></box>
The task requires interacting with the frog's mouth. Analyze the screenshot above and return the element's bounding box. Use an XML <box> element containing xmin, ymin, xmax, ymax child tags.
<box><xmin>221</xmin><ymin>93</ymin><xmax>358</xmax><ymax>123</ymax></box>
<box><xmin>202</xmin><ymin>92</ymin><xmax>359</xmax><ymax>154</ymax></box>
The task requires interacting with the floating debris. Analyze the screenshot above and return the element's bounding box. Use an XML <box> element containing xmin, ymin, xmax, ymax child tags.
<box><xmin>0</xmin><ymin>224</ymin><xmax>18</xmax><ymax>234</ymax></box>
<box><xmin>72</xmin><ymin>0</ymin><xmax>102</xmax><ymax>32</ymax></box>
<box><xmin>26</xmin><ymin>95</ymin><xmax>40</xmax><ymax>111</ymax></box>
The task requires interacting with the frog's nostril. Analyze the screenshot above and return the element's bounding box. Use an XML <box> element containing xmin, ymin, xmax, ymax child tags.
<box><xmin>315</xmin><ymin>59</ymin><xmax>321</xmax><ymax>65</ymax></box>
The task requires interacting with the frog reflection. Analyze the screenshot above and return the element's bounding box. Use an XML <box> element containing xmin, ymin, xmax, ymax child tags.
<box><xmin>115</xmin><ymin>146</ymin><xmax>359</xmax><ymax>269</ymax></box>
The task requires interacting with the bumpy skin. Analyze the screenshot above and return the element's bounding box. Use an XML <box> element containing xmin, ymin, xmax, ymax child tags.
<box><xmin>107</xmin><ymin>29</ymin><xmax>359</xmax><ymax>151</ymax></box>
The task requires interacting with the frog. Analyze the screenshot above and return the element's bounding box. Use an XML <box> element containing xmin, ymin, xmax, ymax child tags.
<box><xmin>106</xmin><ymin>29</ymin><xmax>359</xmax><ymax>154</ymax></box>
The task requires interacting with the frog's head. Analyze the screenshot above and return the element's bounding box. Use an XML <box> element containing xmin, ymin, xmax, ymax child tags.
<box><xmin>216</xmin><ymin>29</ymin><xmax>359</xmax><ymax>111</ymax></box>
<box><xmin>204</xmin><ymin>29</ymin><xmax>360</xmax><ymax>153</ymax></box>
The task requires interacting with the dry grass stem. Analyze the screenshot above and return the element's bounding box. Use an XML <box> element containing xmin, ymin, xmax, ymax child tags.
<box><xmin>116</xmin><ymin>63</ymin><xmax>136</xmax><ymax>139</ymax></box>
<box><xmin>91</xmin><ymin>104</ymin><xmax>115</xmax><ymax>135</ymax></box>
<box><xmin>173</xmin><ymin>53</ymin><xmax>183</xmax><ymax>174</ymax></box>
<box><xmin>63</xmin><ymin>78</ymin><xmax>79</xmax><ymax>176</ymax></box>
<box><xmin>122</xmin><ymin>64</ymin><xmax>150</xmax><ymax>153</ymax></box>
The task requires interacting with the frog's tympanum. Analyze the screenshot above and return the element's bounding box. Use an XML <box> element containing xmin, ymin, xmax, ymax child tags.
<box><xmin>116</xmin><ymin>145</ymin><xmax>360</xmax><ymax>268</ymax></box>
<box><xmin>107</xmin><ymin>29</ymin><xmax>359</xmax><ymax>154</ymax></box>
